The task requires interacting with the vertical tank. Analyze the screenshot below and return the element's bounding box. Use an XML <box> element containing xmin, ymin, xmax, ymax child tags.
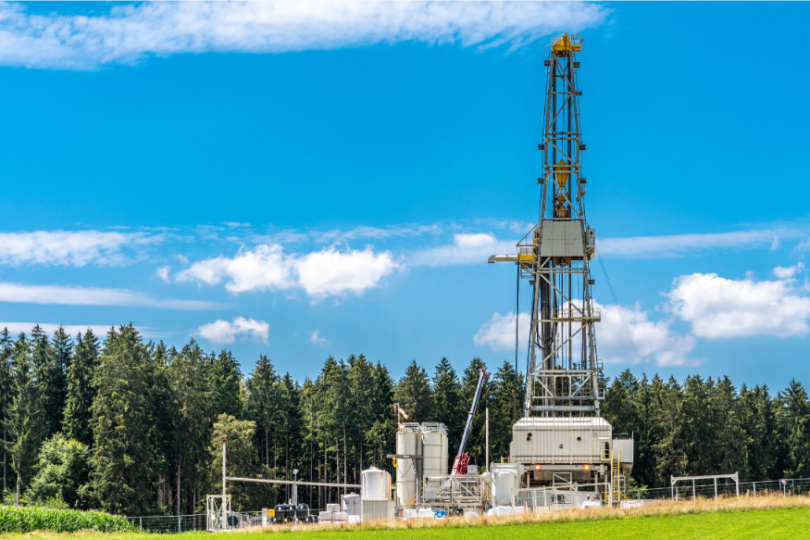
<box><xmin>420</xmin><ymin>423</ymin><xmax>448</xmax><ymax>499</ymax></box>
<box><xmin>395</xmin><ymin>423</ymin><xmax>421</xmax><ymax>507</ymax></box>
<box><xmin>361</xmin><ymin>467</ymin><xmax>390</xmax><ymax>500</ymax></box>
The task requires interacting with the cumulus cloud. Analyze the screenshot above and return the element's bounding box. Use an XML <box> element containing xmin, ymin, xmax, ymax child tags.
<box><xmin>773</xmin><ymin>262</ymin><xmax>805</xmax><ymax>279</ymax></box>
<box><xmin>310</xmin><ymin>331</ymin><xmax>328</xmax><ymax>346</ymax></box>
<box><xmin>0</xmin><ymin>230</ymin><xmax>163</xmax><ymax>267</ymax></box>
<box><xmin>598</xmin><ymin>303</ymin><xmax>697</xmax><ymax>366</ymax></box>
<box><xmin>474</xmin><ymin>305</ymin><xmax>696</xmax><ymax>366</ymax></box>
<box><xmin>155</xmin><ymin>265</ymin><xmax>171</xmax><ymax>282</ymax></box>
<box><xmin>473</xmin><ymin>311</ymin><xmax>529</xmax><ymax>352</ymax></box>
<box><xmin>197</xmin><ymin>317</ymin><xmax>269</xmax><ymax>344</ymax></box>
<box><xmin>0</xmin><ymin>281</ymin><xmax>221</xmax><ymax>310</ymax></box>
<box><xmin>0</xmin><ymin>1</ymin><xmax>607</xmax><ymax>69</ymax></box>
<box><xmin>667</xmin><ymin>272</ymin><xmax>810</xmax><ymax>339</ymax></box>
<box><xmin>177</xmin><ymin>244</ymin><xmax>294</xmax><ymax>293</ymax></box>
<box><xmin>176</xmin><ymin>244</ymin><xmax>397</xmax><ymax>299</ymax></box>
<box><xmin>296</xmin><ymin>246</ymin><xmax>397</xmax><ymax>298</ymax></box>
<box><xmin>412</xmin><ymin>233</ymin><xmax>516</xmax><ymax>267</ymax></box>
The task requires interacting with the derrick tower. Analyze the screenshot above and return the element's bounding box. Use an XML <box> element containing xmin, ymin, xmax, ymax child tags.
<box><xmin>490</xmin><ymin>34</ymin><xmax>603</xmax><ymax>417</ymax></box>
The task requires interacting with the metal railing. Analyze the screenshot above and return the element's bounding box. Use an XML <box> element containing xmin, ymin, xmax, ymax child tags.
<box><xmin>126</xmin><ymin>511</ymin><xmax>263</xmax><ymax>534</ymax></box>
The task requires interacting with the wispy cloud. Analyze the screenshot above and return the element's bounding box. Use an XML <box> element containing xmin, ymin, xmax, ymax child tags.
<box><xmin>0</xmin><ymin>1</ymin><xmax>607</xmax><ymax>70</ymax></box>
<box><xmin>411</xmin><ymin>233</ymin><xmax>515</xmax><ymax>267</ymax></box>
<box><xmin>598</xmin><ymin>229</ymin><xmax>787</xmax><ymax>259</ymax></box>
<box><xmin>310</xmin><ymin>330</ymin><xmax>328</xmax><ymax>346</ymax></box>
<box><xmin>0</xmin><ymin>282</ymin><xmax>222</xmax><ymax>310</ymax></box>
<box><xmin>0</xmin><ymin>230</ymin><xmax>164</xmax><ymax>267</ymax></box>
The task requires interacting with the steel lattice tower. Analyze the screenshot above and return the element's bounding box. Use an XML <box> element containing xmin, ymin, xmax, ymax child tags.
<box><xmin>490</xmin><ymin>34</ymin><xmax>603</xmax><ymax>417</ymax></box>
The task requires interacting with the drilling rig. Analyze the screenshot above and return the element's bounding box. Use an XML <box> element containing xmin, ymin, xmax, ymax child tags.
<box><xmin>488</xmin><ymin>34</ymin><xmax>633</xmax><ymax>503</ymax></box>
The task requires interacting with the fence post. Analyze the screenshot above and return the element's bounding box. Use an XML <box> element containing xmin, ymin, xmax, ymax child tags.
<box><xmin>713</xmin><ymin>478</ymin><xmax>717</xmax><ymax>500</ymax></box>
<box><xmin>139</xmin><ymin>517</ymin><xmax>142</xmax><ymax>532</ymax></box>
<box><xmin>753</xmin><ymin>482</ymin><xmax>756</xmax><ymax>497</ymax></box>
<box><xmin>792</xmin><ymin>480</ymin><xmax>795</xmax><ymax>496</ymax></box>
<box><xmin>178</xmin><ymin>515</ymin><xmax>181</xmax><ymax>533</ymax></box>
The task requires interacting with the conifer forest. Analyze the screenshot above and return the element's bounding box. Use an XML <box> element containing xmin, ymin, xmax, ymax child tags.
<box><xmin>0</xmin><ymin>324</ymin><xmax>808</xmax><ymax>516</ymax></box>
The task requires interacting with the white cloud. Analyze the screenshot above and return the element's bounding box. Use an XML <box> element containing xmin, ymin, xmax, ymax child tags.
<box><xmin>598</xmin><ymin>303</ymin><xmax>697</xmax><ymax>367</ymax></box>
<box><xmin>667</xmin><ymin>272</ymin><xmax>810</xmax><ymax>339</ymax></box>
<box><xmin>774</xmin><ymin>262</ymin><xmax>805</xmax><ymax>279</ymax></box>
<box><xmin>176</xmin><ymin>244</ymin><xmax>294</xmax><ymax>293</ymax></box>
<box><xmin>310</xmin><ymin>331</ymin><xmax>328</xmax><ymax>346</ymax></box>
<box><xmin>0</xmin><ymin>230</ymin><xmax>163</xmax><ymax>267</ymax></box>
<box><xmin>0</xmin><ymin>1</ymin><xmax>607</xmax><ymax>70</ymax></box>
<box><xmin>473</xmin><ymin>311</ymin><xmax>529</xmax><ymax>352</ymax></box>
<box><xmin>474</xmin><ymin>305</ymin><xmax>696</xmax><ymax>366</ymax></box>
<box><xmin>412</xmin><ymin>233</ymin><xmax>516</xmax><ymax>267</ymax></box>
<box><xmin>176</xmin><ymin>244</ymin><xmax>397</xmax><ymax>299</ymax></box>
<box><xmin>197</xmin><ymin>317</ymin><xmax>269</xmax><ymax>344</ymax></box>
<box><xmin>599</xmin><ymin>230</ymin><xmax>784</xmax><ymax>259</ymax></box>
<box><xmin>295</xmin><ymin>246</ymin><xmax>397</xmax><ymax>298</ymax></box>
<box><xmin>0</xmin><ymin>282</ymin><xmax>221</xmax><ymax>310</ymax></box>
<box><xmin>155</xmin><ymin>265</ymin><xmax>171</xmax><ymax>282</ymax></box>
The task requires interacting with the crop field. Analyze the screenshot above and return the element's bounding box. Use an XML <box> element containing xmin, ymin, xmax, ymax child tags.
<box><xmin>0</xmin><ymin>496</ymin><xmax>807</xmax><ymax>540</ymax></box>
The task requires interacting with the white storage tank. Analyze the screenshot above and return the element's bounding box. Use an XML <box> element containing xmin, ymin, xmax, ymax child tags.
<box><xmin>396</xmin><ymin>423</ymin><xmax>422</xmax><ymax>507</ymax></box>
<box><xmin>421</xmin><ymin>423</ymin><xmax>448</xmax><ymax>477</ymax></box>
<box><xmin>361</xmin><ymin>467</ymin><xmax>391</xmax><ymax>501</ymax></box>
<box><xmin>490</xmin><ymin>463</ymin><xmax>521</xmax><ymax>506</ymax></box>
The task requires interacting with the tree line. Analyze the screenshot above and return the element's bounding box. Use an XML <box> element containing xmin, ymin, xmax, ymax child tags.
<box><xmin>1</xmin><ymin>323</ymin><xmax>808</xmax><ymax>515</ymax></box>
<box><xmin>0</xmin><ymin>324</ymin><xmax>522</xmax><ymax>515</ymax></box>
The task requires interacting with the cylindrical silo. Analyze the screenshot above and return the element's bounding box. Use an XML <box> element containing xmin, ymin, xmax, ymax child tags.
<box><xmin>396</xmin><ymin>424</ymin><xmax>421</xmax><ymax>507</ymax></box>
<box><xmin>420</xmin><ymin>423</ymin><xmax>448</xmax><ymax>499</ymax></box>
<box><xmin>361</xmin><ymin>467</ymin><xmax>386</xmax><ymax>500</ymax></box>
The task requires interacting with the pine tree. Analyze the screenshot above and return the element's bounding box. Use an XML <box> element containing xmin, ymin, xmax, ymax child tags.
<box><xmin>348</xmin><ymin>355</ymin><xmax>374</xmax><ymax>475</ymax></box>
<box><xmin>652</xmin><ymin>376</ymin><xmax>686</xmax><ymax>485</ymax></box>
<box><xmin>89</xmin><ymin>325</ymin><xmax>158</xmax><ymax>515</ymax></box>
<box><xmin>774</xmin><ymin>380</ymin><xmax>810</xmax><ymax>478</ymax></box>
<box><xmin>0</xmin><ymin>328</ymin><xmax>12</xmax><ymax>494</ymax></box>
<box><xmin>8</xmin><ymin>332</ymin><xmax>41</xmax><ymax>504</ymax></box>
<box><xmin>366</xmin><ymin>363</ymin><xmax>395</xmax><ymax>469</ymax></box>
<box><xmin>393</xmin><ymin>360</ymin><xmax>434</xmax><ymax>422</ymax></box>
<box><xmin>432</xmin><ymin>358</ymin><xmax>463</xmax><ymax>455</ymax></box>
<box><xmin>246</xmin><ymin>356</ymin><xmax>281</xmax><ymax>468</ymax></box>
<box><xmin>30</xmin><ymin>325</ymin><xmax>61</xmax><ymax>439</ymax></box>
<box><xmin>63</xmin><ymin>330</ymin><xmax>100</xmax><ymax>446</ymax></box>
<box><xmin>489</xmin><ymin>361</ymin><xmax>522</xmax><ymax>464</ymax></box>
<box><xmin>210</xmin><ymin>350</ymin><xmax>243</xmax><ymax>418</ymax></box>
<box><xmin>739</xmin><ymin>384</ymin><xmax>776</xmax><ymax>480</ymax></box>
<box><xmin>168</xmin><ymin>341</ymin><xmax>212</xmax><ymax>515</ymax></box>
<box><xmin>710</xmin><ymin>376</ymin><xmax>746</xmax><ymax>476</ymax></box>
<box><xmin>44</xmin><ymin>327</ymin><xmax>72</xmax><ymax>437</ymax></box>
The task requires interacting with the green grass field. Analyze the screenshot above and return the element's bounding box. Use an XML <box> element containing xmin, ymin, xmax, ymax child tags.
<box><xmin>1</xmin><ymin>505</ymin><xmax>807</xmax><ymax>540</ymax></box>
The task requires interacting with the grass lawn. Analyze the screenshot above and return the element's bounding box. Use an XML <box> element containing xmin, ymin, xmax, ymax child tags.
<box><xmin>1</xmin><ymin>498</ymin><xmax>807</xmax><ymax>540</ymax></box>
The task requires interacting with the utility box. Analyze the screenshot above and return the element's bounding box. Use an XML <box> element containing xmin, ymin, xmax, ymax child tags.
<box><xmin>612</xmin><ymin>438</ymin><xmax>634</xmax><ymax>472</ymax></box>
<box><xmin>539</xmin><ymin>221</ymin><xmax>586</xmax><ymax>259</ymax></box>
<box><xmin>510</xmin><ymin>417</ymin><xmax>611</xmax><ymax>464</ymax></box>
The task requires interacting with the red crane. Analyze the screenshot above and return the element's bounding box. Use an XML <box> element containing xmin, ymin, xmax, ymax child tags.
<box><xmin>451</xmin><ymin>368</ymin><xmax>487</xmax><ymax>476</ymax></box>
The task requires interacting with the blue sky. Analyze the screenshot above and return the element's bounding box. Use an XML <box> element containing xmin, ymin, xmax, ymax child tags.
<box><xmin>1</xmin><ymin>1</ymin><xmax>809</xmax><ymax>389</ymax></box>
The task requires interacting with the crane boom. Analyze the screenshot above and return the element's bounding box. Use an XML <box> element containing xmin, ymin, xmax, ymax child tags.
<box><xmin>451</xmin><ymin>368</ymin><xmax>487</xmax><ymax>475</ymax></box>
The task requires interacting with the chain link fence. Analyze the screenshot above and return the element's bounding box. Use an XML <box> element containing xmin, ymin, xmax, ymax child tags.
<box><xmin>126</xmin><ymin>511</ymin><xmax>263</xmax><ymax>533</ymax></box>
<box><xmin>625</xmin><ymin>477</ymin><xmax>810</xmax><ymax>502</ymax></box>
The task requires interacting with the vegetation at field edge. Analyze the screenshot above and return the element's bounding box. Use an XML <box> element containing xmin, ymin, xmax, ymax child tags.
<box><xmin>0</xmin><ymin>505</ymin><xmax>133</xmax><ymax>533</ymax></box>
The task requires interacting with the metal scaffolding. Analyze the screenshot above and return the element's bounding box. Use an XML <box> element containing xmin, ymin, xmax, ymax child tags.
<box><xmin>490</xmin><ymin>34</ymin><xmax>603</xmax><ymax>417</ymax></box>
